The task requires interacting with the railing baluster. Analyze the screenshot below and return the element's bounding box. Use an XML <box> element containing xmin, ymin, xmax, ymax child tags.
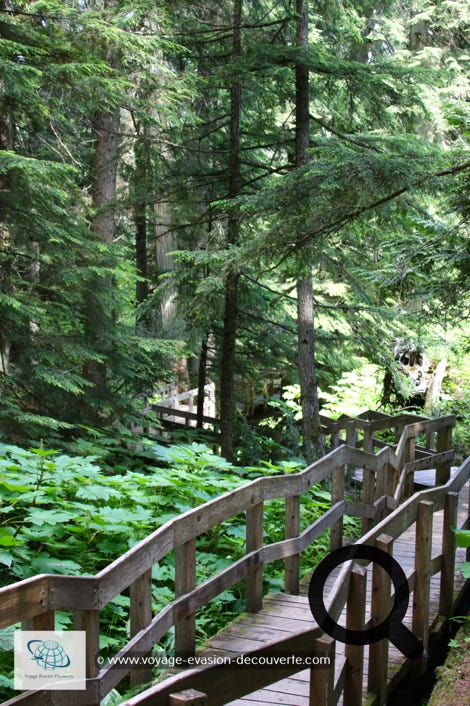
<box><xmin>310</xmin><ymin>635</ymin><xmax>335</xmax><ymax>706</ymax></box>
<box><xmin>404</xmin><ymin>435</ymin><xmax>415</xmax><ymax>498</ymax></box>
<box><xmin>130</xmin><ymin>569</ymin><xmax>153</xmax><ymax>686</ymax></box>
<box><xmin>344</xmin><ymin>565</ymin><xmax>366</xmax><ymax>706</ymax></box>
<box><xmin>330</xmin><ymin>466</ymin><xmax>344</xmax><ymax>551</ymax></box>
<box><xmin>246</xmin><ymin>502</ymin><xmax>264</xmax><ymax>612</ymax></box>
<box><xmin>285</xmin><ymin>495</ymin><xmax>300</xmax><ymax>594</ymax></box>
<box><xmin>368</xmin><ymin>533</ymin><xmax>393</xmax><ymax>706</ymax></box>
<box><xmin>74</xmin><ymin>609</ymin><xmax>100</xmax><ymax>706</ymax></box>
<box><xmin>361</xmin><ymin>428</ymin><xmax>375</xmax><ymax>533</ymax></box>
<box><xmin>21</xmin><ymin>612</ymin><xmax>55</xmax><ymax>631</ymax></box>
<box><xmin>436</xmin><ymin>424</ymin><xmax>452</xmax><ymax>484</ymax></box>
<box><xmin>175</xmin><ymin>539</ymin><xmax>196</xmax><ymax>658</ymax></box>
<box><xmin>439</xmin><ymin>492</ymin><xmax>458</xmax><ymax>616</ymax></box>
<box><xmin>412</xmin><ymin>500</ymin><xmax>433</xmax><ymax>675</ymax></box>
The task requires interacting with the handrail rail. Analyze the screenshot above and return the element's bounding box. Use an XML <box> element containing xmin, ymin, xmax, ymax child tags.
<box><xmin>0</xmin><ymin>412</ymin><xmax>457</xmax><ymax>706</ymax></box>
<box><xmin>121</xmin><ymin>457</ymin><xmax>470</xmax><ymax>706</ymax></box>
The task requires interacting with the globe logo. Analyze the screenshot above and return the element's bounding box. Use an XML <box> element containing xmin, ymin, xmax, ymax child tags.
<box><xmin>27</xmin><ymin>639</ymin><xmax>71</xmax><ymax>671</ymax></box>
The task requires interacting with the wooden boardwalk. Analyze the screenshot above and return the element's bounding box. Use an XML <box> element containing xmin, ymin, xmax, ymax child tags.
<box><xmin>1</xmin><ymin>411</ymin><xmax>466</xmax><ymax>706</ymax></box>
<box><xmin>197</xmin><ymin>481</ymin><xmax>469</xmax><ymax>706</ymax></box>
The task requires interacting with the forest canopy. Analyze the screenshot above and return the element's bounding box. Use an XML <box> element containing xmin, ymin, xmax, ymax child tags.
<box><xmin>0</xmin><ymin>0</ymin><xmax>469</xmax><ymax>461</ymax></box>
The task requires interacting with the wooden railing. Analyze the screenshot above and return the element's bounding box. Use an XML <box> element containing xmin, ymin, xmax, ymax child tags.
<box><xmin>0</xmin><ymin>413</ymin><xmax>458</xmax><ymax>706</ymax></box>
<box><xmin>123</xmin><ymin>457</ymin><xmax>470</xmax><ymax>706</ymax></box>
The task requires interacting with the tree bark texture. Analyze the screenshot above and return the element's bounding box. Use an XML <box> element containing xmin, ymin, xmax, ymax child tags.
<box><xmin>0</xmin><ymin>8</ymin><xmax>14</xmax><ymax>376</ymax></box>
<box><xmin>220</xmin><ymin>0</ymin><xmax>242</xmax><ymax>461</ymax></box>
<box><xmin>295</xmin><ymin>0</ymin><xmax>324</xmax><ymax>461</ymax></box>
<box><xmin>82</xmin><ymin>107</ymin><xmax>120</xmax><ymax>402</ymax></box>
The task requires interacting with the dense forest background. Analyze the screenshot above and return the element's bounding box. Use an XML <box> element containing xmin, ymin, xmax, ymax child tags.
<box><xmin>0</xmin><ymin>2</ymin><xmax>469</xmax><ymax>702</ymax></box>
<box><xmin>0</xmin><ymin>0</ymin><xmax>469</xmax><ymax>461</ymax></box>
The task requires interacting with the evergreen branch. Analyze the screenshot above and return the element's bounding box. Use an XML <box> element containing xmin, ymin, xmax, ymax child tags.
<box><xmin>309</xmin><ymin>114</ymin><xmax>384</xmax><ymax>153</ymax></box>
<box><xmin>293</xmin><ymin>159</ymin><xmax>470</xmax><ymax>250</ymax></box>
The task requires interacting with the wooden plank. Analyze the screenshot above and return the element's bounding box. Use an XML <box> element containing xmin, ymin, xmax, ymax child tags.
<box><xmin>74</xmin><ymin>610</ymin><xmax>100</xmax><ymax>680</ymax></box>
<box><xmin>124</xmin><ymin>627</ymin><xmax>324</xmax><ymax>706</ymax></box>
<box><xmin>436</xmin><ymin>425</ymin><xmax>452</xmax><ymax>484</ymax></box>
<box><xmin>309</xmin><ymin>636</ymin><xmax>335</xmax><ymax>706</ymax></box>
<box><xmin>344</xmin><ymin>565</ymin><xmax>366</xmax><ymax>706</ymax></box>
<box><xmin>368</xmin><ymin>534</ymin><xmax>392</xmax><ymax>705</ymax></box>
<box><xmin>284</xmin><ymin>496</ymin><xmax>300</xmax><ymax>594</ymax></box>
<box><xmin>330</xmin><ymin>467</ymin><xmax>344</xmax><ymax>551</ymax></box>
<box><xmin>0</xmin><ymin>576</ymin><xmax>50</xmax><ymax>628</ymax></box>
<box><xmin>175</xmin><ymin>539</ymin><xmax>196</xmax><ymax>658</ymax></box>
<box><xmin>439</xmin><ymin>492</ymin><xmax>458</xmax><ymax>616</ymax></box>
<box><xmin>246</xmin><ymin>503</ymin><xmax>264</xmax><ymax>612</ymax></box>
<box><xmin>130</xmin><ymin>569</ymin><xmax>153</xmax><ymax>686</ymax></box>
<box><xmin>169</xmin><ymin>690</ymin><xmax>207</xmax><ymax>705</ymax></box>
<box><xmin>152</xmin><ymin>404</ymin><xmax>219</xmax><ymax>426</ymax></box>
<box><xmin>97</xmin><ymin>525</ymin><xmax>173</xmax><ymax>603</ymax></box>
<box><xmin>21</xmin><ymin>611</ymin><xmax>54</xmax><ymax>631</ymax></box>
<box><xmin>412</xmin><ymin>500</ymin><xmax>433</xmax><ymax>675</ymax></box>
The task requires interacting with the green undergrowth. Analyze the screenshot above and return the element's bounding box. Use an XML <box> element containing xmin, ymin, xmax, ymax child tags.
<box><xmin>0</xmin><ymin>441</ymin><xmax>358</xmax><ymax>702</ymax></box>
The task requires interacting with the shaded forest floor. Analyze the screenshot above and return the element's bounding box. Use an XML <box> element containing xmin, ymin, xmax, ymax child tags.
<box><xmin>427</xmin><ymin>621</ymin><xmax>470</xmax><ymax>706</ymax></box>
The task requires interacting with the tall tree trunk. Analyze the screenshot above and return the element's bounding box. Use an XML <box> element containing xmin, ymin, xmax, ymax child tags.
<box><xmin>82</xmin><ymin>107</ymin><xmax>120</xmax><ymax>404</ymax></box>
<box><xmin>0</xmin><ymin>23</ymin><xmax>13</xmax><ymax>375</ymax></box>
<box><xmin>134</xmin><ymin>135</ymin><xmax>149</xmax><ymax>311</ymax></box>
<box><xmin>196</xmin><ymin>335</ymin><xmax>209</xmax><ymax>428</ymax></box>
<box><xmin>295</xmin><ymin>0</ymin><xmax>324</xmax><ymax>462</ymax></box>
<box><xmin>220</xmin><ymin>0</ymin><xmax>242</xmax><ymax>461</ymax></box>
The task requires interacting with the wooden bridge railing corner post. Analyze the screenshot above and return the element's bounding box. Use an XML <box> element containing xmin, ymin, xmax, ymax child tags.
<box><xmin>246</xmin><ymin>501</ymin><xmax>264</xmax><ymax>612</ymax></box>
<box><xmin>285</xmin><ymin>495</ymin><xmax>300</xmax><ymax>594</ymax></box>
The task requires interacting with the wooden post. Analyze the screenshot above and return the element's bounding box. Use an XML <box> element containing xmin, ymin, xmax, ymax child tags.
<box><xmin>362</xmin><ymin>427</ymin><xmax>373</xmax><ymax>454</ymax></box>
<box><xmin>344</xmin><ymin>565</ymin><xmax>366</xmax><ymax>706</ymax></box>
<box><xmin>467</xmin><ymin>483</ymin><xmax>470</xmax><ymax>564</ymax></box>
<box><xmin>385</xmin><ymin>463</ymin><xmax>395</xmax><ymax>513</ymax></box>
<box><xmin>361</xmin><ymin>428</ymin><xmax>374</xmax><ymax>534</ymax></box>
<box><xmin>394</xmin><ymin>422</ymin><xmax>404</xmax><ymax>444</ymax></box>
<box><xmin>130</xmin><ymin>569</ymin><xmax>153</xmax><ymax>686</ymax></box>
<box><xmin>309</xmin><ymin>635</ymin><xmax>335</xmax><ymax>706</ymax></box>
<box><xmin>426</xmin><ymin>430</ymin><xmax>435</xmax><ymax>452</ymax></box>
<box><xmin>285</xmin><ymin>495</ymin><xmax>300</xmax><ymax>594</ymax></box>
<box><xmin>436</xmin><ymin>424</ymin><xmax>452</xmax><ymax>485</ymax></box>
<box><xmin>330</xmin><ymin>466</ymin><xmax>344</xmax><ymax>551</ymax></box>
<box><xmin>175</xmin><ymin>539</ymin><xmax>196</xmax><ymax>658</ymax></box>
<box><xmin>22</xmin><ymin>612</ymin><xmax>55</xmax><ymax>631</ymax></box>
<box><xmin>74</xmin><ymin>610</ymin><xmax>100</xmax><ymax>706</ymax></box>
<box><xmin>440</xmin><ymin>492</ymin><xmax>458</xmax><ymax>616</ymax></box>
<box><xmin>412</xmin><ymin>500</ymin><xmax>433</xmax><ymax>675</ymax></box>
<box><xmin>246</xmin><ymin>502</ymin><xmax>264</xmax><ymax>612</ymax></box>
<box><xmin>368</xmin><ymin>534</ymin><xmax>393</xmax><ymax>705</ymax></box>
<box><xmin>169</xmin><ymin>690</ymin><xmax>207</xmax><ymax>705</ymax></box>
<box><xmin>404</xmin><ymin>435</ymin><xmax>415</xmax><ymax>498</ymax></box>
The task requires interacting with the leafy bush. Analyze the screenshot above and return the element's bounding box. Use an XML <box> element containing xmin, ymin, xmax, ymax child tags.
<box><xmin>0</xmin><ymin>441</ymin><xmax>336</xmax><ymax>701</ymax></box>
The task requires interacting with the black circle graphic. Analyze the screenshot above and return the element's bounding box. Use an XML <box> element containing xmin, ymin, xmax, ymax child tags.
<box><xmin>308</xmin><ymin>545</ymin><xmax>423</xmax><ymax>659</ymax></box>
